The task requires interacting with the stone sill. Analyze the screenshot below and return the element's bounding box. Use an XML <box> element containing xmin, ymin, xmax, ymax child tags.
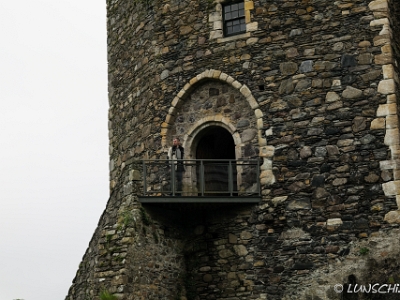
<box><xmin>217</xmin><ymin>32</ymin><xmax>251</xmax><ymax>43</ymax></box>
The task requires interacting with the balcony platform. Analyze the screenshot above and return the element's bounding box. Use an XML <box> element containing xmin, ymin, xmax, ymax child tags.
<box><xmin>138</xmin><ymin>196</ymin><xmax>261</xmax><ymax>203</ymax></box>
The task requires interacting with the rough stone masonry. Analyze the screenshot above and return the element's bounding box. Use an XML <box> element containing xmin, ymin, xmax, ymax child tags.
<box><xmin>66</xmin><ymin>0</ymin><xmax>400</xmax><ymax>299</ymax></box>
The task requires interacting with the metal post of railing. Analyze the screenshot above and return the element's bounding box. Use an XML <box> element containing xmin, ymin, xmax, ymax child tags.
<box><xmin>200</xmin><ymin>160</ymin><xmax>205</xmax><ymax>196</ymax></box>
<box><xmin>171</xmin><ymin>160</ymin><xmax>175</xmax><ymax>196</ymax></box>
<box><xmin>143</xmin><ymin>160</ymin><xmax>147</xmax><ymax>196</ymax></box>
<box><xmin>228</xmin><ymin>160</ymin><xmax>233</xmax><ymax>196</ymax></box>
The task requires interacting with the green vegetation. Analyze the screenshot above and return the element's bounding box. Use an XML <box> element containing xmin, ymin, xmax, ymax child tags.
<box><xmin>100</xmin><ymin>289</ymin><xmax>118</xmax><ymax>300</ymax></box>
<box><xmin>140</xmin><ymin>207</ymin><xmax>151</xmax><ymax>226</ymax></box>
<box><xmin>359</xmin><ymin>247</ymin><xmax>369</xmax><ymax>256</ymax></box>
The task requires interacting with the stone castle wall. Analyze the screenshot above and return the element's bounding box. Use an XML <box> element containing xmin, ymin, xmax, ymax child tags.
<box><xmin>66</xmin><ymin>0</ymin><xmax>400</xmax><ymax>299</ymax></box>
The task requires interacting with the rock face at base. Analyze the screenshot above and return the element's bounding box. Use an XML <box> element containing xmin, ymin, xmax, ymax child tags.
<box><xmin>66</xmin><ymin>0</ymin><xmax>400</xmax><ymax>299</ymax></box>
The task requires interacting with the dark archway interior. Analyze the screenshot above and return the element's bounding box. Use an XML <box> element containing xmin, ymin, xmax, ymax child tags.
<box><xmin>196</xmin><ymin>126</ymin><xmax>235</xmax><ymax>160</ymax></box>
<box><xmin>195</xmin><ymin>126</ymin><xmax>236</xmax><ymax>195</ymax></box>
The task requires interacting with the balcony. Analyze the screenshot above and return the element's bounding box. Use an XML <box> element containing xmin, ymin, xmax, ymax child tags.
<box><xmin>138</xmin><ymin>159</ymin><xmax>261</xmax><ymax>204</ymax></box>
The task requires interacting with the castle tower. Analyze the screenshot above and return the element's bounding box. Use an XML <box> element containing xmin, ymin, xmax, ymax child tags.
<box><xmin>66</xmin><ymin>0</ymin><xmax>400</xmax><ymax>299</ymax></box>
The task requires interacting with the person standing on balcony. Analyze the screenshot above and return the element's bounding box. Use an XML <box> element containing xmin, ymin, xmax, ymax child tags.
<box><xmin>168</xmin><ymin>137</ymin><xmax>185</xmax><ymax>196</ymax></box>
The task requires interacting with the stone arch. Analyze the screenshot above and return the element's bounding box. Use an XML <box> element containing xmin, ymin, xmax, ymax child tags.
<box><xmin>161</xmin><ymin>69</ymin><xmax>276</xmax><ymax>187</ymax></box>
<box><xmin>161</xmin><ymin>69</ymin><xmax>265</xmax><ymax>148</ymax></box>
<box><xmin>183</xmin><ymin>118</ymin><xmax>241</xmax><ymax>160</ymax></box>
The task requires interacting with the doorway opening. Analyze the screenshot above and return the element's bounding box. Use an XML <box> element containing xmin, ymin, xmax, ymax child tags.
<box><xmin>195</xmin><ymin>126</ymin><xmax>236</xmax><ymax>195</ymax></box>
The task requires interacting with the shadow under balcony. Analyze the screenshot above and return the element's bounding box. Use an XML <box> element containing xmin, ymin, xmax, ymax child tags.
<box><xmin>138</xmin><ymin>159</ymin><xmax>262</xmax><ymax>207</ymax></box>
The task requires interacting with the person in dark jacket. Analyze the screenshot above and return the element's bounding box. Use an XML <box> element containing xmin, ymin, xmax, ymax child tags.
<box><xmin>168</xmin><ymin>137</ymin><xmax>184</xmax><ymax>195</ymax></box>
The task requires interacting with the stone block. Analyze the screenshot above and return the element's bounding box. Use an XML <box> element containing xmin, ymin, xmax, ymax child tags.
<box><xmin>247</xmin><ymin>95</ymin><xmax>259</xmax><ymax>109</ymax></box>
<box><xmin>260</xmin><ymin>170</ymin><xmax>275</xmax><ymax>185</ymax></box>
<box><xmin>386</xmin><ymin>115</ymin><xmax>399</xmax><ymax>129</ymax></box>
<box><xmin>287</xmin><ymin>199</ymin><xmax>311</xmax><ymax>210</ymax></box>
<box><xmin>377</xmin><ymin>103</ymin><xmax>397</xmax><ymax>116</ymax></box>
<box><xmin>380</xmin><ymin>159</ymin><xmax>400</xmax><ymax>170</ymax></box>
<box><xmin>384</xmin><ymin>128</ymin><xmax>400</xmax><ymax>146</ymax></box>
<box><xmin>378</xmin><ymin>79</ymin><xmax>395</xmax><ymax>94</ymax></box>
<box><xmin>382</xmin><ymin>180</ymin><xmax>400</xmax><ymax>196</ymax></box>
<box><xmin>373</xmin><ymin>34</ymin><xmax>391</xmax><ymax>46</ymax></box>
<box><xmin>210</xmin><ymin>30</ymin><xmax>223</xmax><ymax>40</ymax></box>
<box><xmin>259</xmin><ymin>146</ymin><xmax>275</xmax><ymax>158</ymax></box>
<box><xmin>240</xmin><ymin>85</ymin><xmax>252</xmax><ymax>97</ymax></box>
<box><xmin>326</xmin><ymin>218</ymin><xmax>342</xmax><ymax>231</ymax></box>
<box><xmin>370</xmin><ymin>118</ymin><xmax>385</xmax><ymax>130</ymax></box>
<box><xmin>280</xmin><ymin>62</ymin><xmax>298</xmax><ymax>75</ymax></box>
<box><xmin>245</xmin><ymin>0</ymin><xmax>254</xmax><ymax>10</ymax></box>
<box><xmin>384</xmin><ymin>210</ymin><xmax>400</xmax><ymax>224</ymax></box>
<box><xmin>280</xmin><ymin>227</ymin><xmax>309</xmax><ymax>239</ymax></box>
<box><xmin>129</xmin><ymin>169</ymin><xmax>141</xmax><ymax>181</ymax></box>
<box><xmin>387</xmin><ymin>94</ymin><xmax>397</xmax><ymax>104</ymax></box>
<box><xmin>368</xmin><ymin>0</ymin><xmax>389</xmax><ymax>12</ymax></box>
<box><xmin>370</xmin><ymin>17</ymin><xmax>389</xmax><ymax>27</ymax></box>
<box><xmin>254</xmin><ymin>108</ymin><xmax>263</xmax><ymax>119</ymax></box>
<box><xmin>383</xmin><ymin>64</ymin><xmax>395</xmax><ymax>80</ymax></box>
<box><xmin>247</xmin><ymin>22</ymin><xmax>258</xmax><ymax>32</ymax></box>
<box><xmin>342</xmin><ymin>86</ymin><xmax>362</xmax><ymax>99</ymax></box>
<box><xmin>212</xmin><ymin>69</ymin><xmax>222</xmax><ymax>78</ymax></box>
<box><xmin>232</xmin><ymin>80</ymin><xmax>242</xmax><ymax>89</ymax></box>
<box><xmin>375</xmin><ymin>52</ymin><xmax>393</xmax><ymax>65</ymax></box>
<box><xmin>325</xmin><ymin>91</ymin><xmax>340</xmax><ymax>103</ymax></box>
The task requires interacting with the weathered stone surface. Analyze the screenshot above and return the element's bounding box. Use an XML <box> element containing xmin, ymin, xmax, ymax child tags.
<box><xmin>280</xmin><ymin>62</ymin><xmax>298</xmax><ymax>75</ymax></box>
<box><xmin>342</xmin><ymin>86</ymin><xmax>363</xmax><ymax>99</ymax></box>
<box><xmin>325</xmin><ymin>91</ymin><xmax>340</xmax><ymax>103</ymax></box>
<box><xmin>67</xmin><ymin>1</ymin><xmax>400</xmax><ymax>300</ymax></box>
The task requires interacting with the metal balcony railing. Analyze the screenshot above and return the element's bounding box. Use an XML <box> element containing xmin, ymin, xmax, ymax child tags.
<box><xmin>141</xmin><ymin>159</ymin><xmax>260</xmax><ymax>198</ymax></box>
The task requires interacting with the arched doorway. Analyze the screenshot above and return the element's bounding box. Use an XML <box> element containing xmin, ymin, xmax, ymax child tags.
<box><xmin>195</xmin><ymin>126</ymin><xmax>237</xmax><ymax>195</ymax></box>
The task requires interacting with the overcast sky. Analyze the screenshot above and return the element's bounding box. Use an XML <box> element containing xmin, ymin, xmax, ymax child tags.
<box><xmin>0</xmin><ymin>1</ymin><xmax>109</xmax><ymax>299</ymax></box>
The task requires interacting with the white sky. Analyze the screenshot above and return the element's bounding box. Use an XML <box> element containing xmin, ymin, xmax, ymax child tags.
<box><xmin>0</xmin><ymin>1</ymin><xmax>109</xmax><ymax>299</ymax></box>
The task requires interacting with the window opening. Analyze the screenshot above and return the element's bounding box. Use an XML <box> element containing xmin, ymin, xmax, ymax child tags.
<box><xmin>223</xmin><ymin>2</ymin><xmax>246</xmax><ymax>36</ymax></box>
